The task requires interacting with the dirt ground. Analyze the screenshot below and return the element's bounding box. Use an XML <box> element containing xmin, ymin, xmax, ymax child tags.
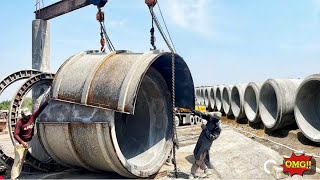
<box><xmin>156</xmin><ymin>117</ymin><xmax>320</xmax><ymax>179</ymax></box>
<box><xmin>220</xmin><ymin>117</ymin><xmax>320</xmax><ymax>165</ymax></box>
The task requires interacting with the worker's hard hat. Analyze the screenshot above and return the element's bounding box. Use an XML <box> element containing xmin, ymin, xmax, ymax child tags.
<box><xmin>208</xmin><ymin>112</ymin><xmax>222</xmax><ymax>120</ymax></box>
<box><xmin>21</xmin><ymin>110</ymin><xmax>31</xmax><ymax>116</ymax></box>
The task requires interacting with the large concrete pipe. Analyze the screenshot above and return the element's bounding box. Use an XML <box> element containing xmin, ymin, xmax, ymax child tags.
<box><xmin>37</xmin><ymin>50</ymin><xmax>195</xmax><ymax>178</ymax></box>
<box><xmin>215</xmin><ymin>85</ymin><xmax>224</xmax><ymax>112</ymax></box>
<box><xmin>208</xmin><ymin>86</ymin><xmax>216</xmax><ymax>110</ymax></box>
<box><xmin>204</xmin><ymin>87</ymin><xmax>211</xmax><ymax>109</ymax></box>
<box><xmin>259</xmin><ymin>79</ymin><xmax>302</xmax><ymax>130</ymax></box>
<box><xmin>295</xmin><ymin>74</ymin><xmax>320</xmax><ymax>142</ymax></box>
<box><xmin>231</xmin><ymin>84</ymin><xmax>248</xmax><ymax>121</ymax></box>
<box><xmin>199</xmin><ymin>87</ymin><xmax>205</xmax><ymax>105</ymax></box>
<box><xmin>222</xmin><ymin>85</ymin><xmax>233</xmax><ymax>116</ymax></box>
<box><xmin>244</xmin><ymin>82</ymin><xmax>262</xmax><ymax>124</ymax></box>
<box><xmin>195</xmin><ymin>88</ymin><xmax>201</xmax><ymax>105</ymax></box>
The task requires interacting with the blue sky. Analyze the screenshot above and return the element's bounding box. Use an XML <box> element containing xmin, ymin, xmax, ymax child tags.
<box><xmin>1</xmin><ymin>0</ymin><xmax>320</xmax><ymax>101</ymax></box>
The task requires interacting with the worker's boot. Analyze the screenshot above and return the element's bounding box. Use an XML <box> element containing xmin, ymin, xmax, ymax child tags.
<box><xmin>189</xmin><ymin>173</ymin><xmax>196</xmax><ymax>179</ymax></box>
<box><xmin>204</xmin><ymin>153</ymin><xmax>214</xmax><ymax>169</ymax></box>
<box><xmin>204</xmin><ymin>169</ymin><xmax>212</xmax><ymax>176</ymax></box>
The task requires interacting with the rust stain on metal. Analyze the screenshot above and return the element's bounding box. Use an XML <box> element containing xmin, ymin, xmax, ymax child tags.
<box><xmin>86</xmin><ymin>54</ymin><xmax>115</xmax><ymax>106</ymax></box>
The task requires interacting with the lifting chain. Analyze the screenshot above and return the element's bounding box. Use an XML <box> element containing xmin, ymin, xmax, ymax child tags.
<box><xmin>97</xmin><ymin>7</ymin><xmax>106</xmax><ymax>52</ymax></box>
<box><xmin>171</xmin><ymin>52</ymin><xmax>179</xmax><ymax>178</ymax></box>
<box><xmin>96</xmin><ymin>6</ymin><xmax>115</xmax><ymax>52</ymax></box>
<box><xmin>150</xmin><ymin>20</ymin><xmax>157</xmax><ymax>50</ymax></box>
<box><xmin>146</xmin><ymin>2</ymin><xmax>179</xmax><ymax>178</ymax></box>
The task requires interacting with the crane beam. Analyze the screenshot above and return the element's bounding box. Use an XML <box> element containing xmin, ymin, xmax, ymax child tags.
<box><xmin>35</xmin><ymin>0</ymin><xmax>91</xmax><ymax>20</ymax></box>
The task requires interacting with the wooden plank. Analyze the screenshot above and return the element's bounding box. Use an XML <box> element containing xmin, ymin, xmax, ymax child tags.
<box><xmin>35</xmin><ymin>0</ymin><xmax>91</xmax><ymax>20</ymax></box>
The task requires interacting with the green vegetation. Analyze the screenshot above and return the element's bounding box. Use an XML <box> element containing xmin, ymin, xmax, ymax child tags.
<box><xmin>22</xmin><ymin>97</ymin><xmax>32</xmax><ymax>110</ymax></box>
<box><xmin>0</xmin><ymin>100</ymin><xmax>10</xmax><ymax>110</ymax></box>
<box><xmin>0</xmin><ymin>97</ymin><xmax>32</xmax><ymax>110</ymax></box>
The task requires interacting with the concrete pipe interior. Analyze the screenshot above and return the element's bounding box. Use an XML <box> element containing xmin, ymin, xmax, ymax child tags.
<box><xmin>222</xmin><ymin>88</ymin><xmax>231</xmax><ymax>113</ymax></box>
<box><xmin>231</xmin><ymin>87</ymin><xmax>241</xmax><ymax>117</ymax></box>
<box><xmin>216</xmin><ymin>88</ymin><xmax>222</xmax><ymax>111</ymax></box>
<box><xmin>244</xmin><ymin>86</ymin><xmax>258</xmax><ymax>121</ymax></box>
<box><xmin>204</xmin><ymin>88</ymin><xmax>209</xmax><ymax>107</ymax></box>
<box><xmin>295</xmin><ymin>80</ymin><xmax>320</xmax><ymax>142</ymax></box>
<box><xmin>195</xmin><ymin>89</ymin><xmax>200</xmax><ymax>104</ymax></box>
<box><xmin>259</xmin><ymin>83</ymin><xmax>278</xmax><ymax>128</ymax></box>
<box><xmin>200</xmin><ymin>88</ymin><xmax>205</xmax><ymax>105</ymax></box>
<box><xmin>115</xmin><ymin>68</ymin><xmax>171</xmax><ymax>168</ymax></box>
<box><xmin>208</xmin><ymin>87</ymin><xmax>215</xmax><ymax>110</ymax></box>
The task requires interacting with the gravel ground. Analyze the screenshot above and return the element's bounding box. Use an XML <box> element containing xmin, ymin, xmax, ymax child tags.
<box><xmin>220</xmin><ymin>116</ymin><xmax>320</xmax><ymax>160</ymax></box>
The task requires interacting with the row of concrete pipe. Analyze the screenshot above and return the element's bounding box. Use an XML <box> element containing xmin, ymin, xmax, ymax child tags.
<box><xmin>195</xmin><ymin>74</ymin><xmax>320</xmax><ymax>143</ymax></box>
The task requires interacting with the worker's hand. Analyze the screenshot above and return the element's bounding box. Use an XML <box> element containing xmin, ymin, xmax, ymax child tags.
<box><xmin>21</xmin><ymin>141</ymin><xmax>28</xmax><ymax>149</ymax></box>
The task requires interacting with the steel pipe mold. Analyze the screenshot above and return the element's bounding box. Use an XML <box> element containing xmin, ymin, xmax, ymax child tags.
<box><xmin>37</xmin><ymin>50</ymin><xmax>194</xmax><ymax>178</ymax></box>
<box><xmin>244</xmin><ymin>82</ymin><xmax>262</xmax><ymax>123</ymax></box>
<box><xmin>231</xmin><ymin>84</ymin><xmax>248</xmax><ymax>120</ymax></box>
<box><xmin>259</xmin><ymin>79</ymin><xmax>302</xmax><ymax>130</ymax></box>
<box><xmin>295</xmin><ymin>74</ymin><xmax>320</xmax><ymax>142</ymax></box>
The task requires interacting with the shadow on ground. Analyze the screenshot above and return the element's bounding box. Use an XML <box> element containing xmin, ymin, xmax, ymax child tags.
<box><xmin>297</xmin><ymin>132</ymin><xmax>320</xmax><ymax>147</ymax></box>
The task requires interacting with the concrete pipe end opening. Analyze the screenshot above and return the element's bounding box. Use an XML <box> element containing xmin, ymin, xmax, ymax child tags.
<box><xmin>208</xmin><ymin>87</ymin><xmax>215</xmax><ymax>110</ymax></box>
<box><xmin>295</xmin><ymin>77</ymin><xmax>320</xmax><ymax>142</ymax></box>
<box><xmin>195</xmin><ymin>88</ymin><xmax>200</xmax><ymax>104</ymax></box>
<box><xmin>259</xmin><ymin>81</ymin><xmax>280</xmax><ymax>129</ymax></box>
<box><xmin>114</xmin><ymin>67</ymin><xmax>172</xmax><ymax>176</ymax></box>
<box><xmin>222</xmin><ymin>87</ymin><xmax>231</xmax><ymax>114</ymax></box>
<box><xmin>215</xmin><ymin>87</ymin><xmax>223</xmax><ymax>111</ymax></box>
<box><xmin>204</xmin><ymin>88</ymin><xmax>210</xmax><ymax>108</ymax></box>
<box><xmin>244</xmin><ymin>85</ymin><xmax>259</xmax><ymax>122</ymax></box>
<box><xmin>231</xmin><ymin>86</ymin><xmax>241</xmax><ymax>118</ymax></box>
<box><xmin>200</xmin><ymin>88</ymin><xmax>205</xmax><ymax>105</ymax></box>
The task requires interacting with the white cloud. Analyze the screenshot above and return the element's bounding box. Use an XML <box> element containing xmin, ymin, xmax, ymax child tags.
<box><xmin>161</xmin><ymin>0</ymin><xmax>214</xmax><ymax>36</ymax></box>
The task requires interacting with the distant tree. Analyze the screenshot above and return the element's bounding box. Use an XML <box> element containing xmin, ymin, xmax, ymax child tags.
<box><xmin>0</xmin><ymin>98</ymin><xmax>32</xmax><ymax>111</ymax></box>
<box><xmin>0</xmin><ymin>100</ymin><xmax>10</xmax><ymax>110</ymax></box>
<box><xmin>22</xmin><ymin>97</ymin><xmax>32</xmax><ymax>110</ymax></box>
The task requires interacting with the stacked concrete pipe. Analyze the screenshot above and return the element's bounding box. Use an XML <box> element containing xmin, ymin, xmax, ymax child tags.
<box><xmin>208</xmin><ymin>86</ymin><xmax>216</xmax><ymax>110</ymax></box>
<box><xmin>215</xmin><ymin>85</ymin><xmax>224</xmax><ymax>112</ymax></box>
<box><xmin>231</xmin><ymin>84</ymin><xmax>248</xmax><ymax>121</ymax></box>
<box><xmin>199</xmin><ymin>87</ymin><xmax>205</xmax><ymax>105</ymax></box>
<box><xmin>204</xmin><ymin>87</ymin><xmax>211</xmax><ymax>109</ymax></box>
<box><xmin>295</xmin><ymin>74</ymin><xmax>320</xmax><ymax>142</ymax></box>
<box><xmin>259</xmin><ymin>79</ymin><xmax>302</xmax><ymax>130</ymax></box>
<box><xmin>196</xmin><ymin>87</ymin><xmax>205</xmax><ymax>105</ymax></box>
<box><xmin>222</xmin><ymin>85</ymin><xmax>233</xmax><ymax>117</ymax></box>
<box><xmin>244</xmin><ymin>82</ymin><xmax>262</xmax><ymax>124</ymax></box>
<box><xmin>195</xmin><ymin>88</ymin><xmax>201</xmax><ymax>105</ymax></box>
<box><xmin>37</xmin><ymin>50</ymin><xmax>194</xmax><ymax>178</ymax></box>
